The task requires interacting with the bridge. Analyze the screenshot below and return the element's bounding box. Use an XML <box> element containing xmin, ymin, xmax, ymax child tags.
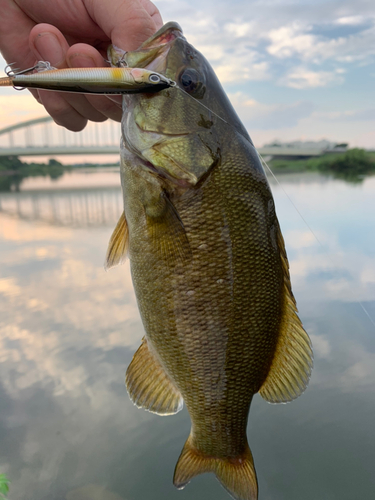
<box><xmin>0</xmin><ymin>116</ymin><xmax>336</xmax><ymax>158</ymax></box>
<box><xmin>0</xmin><ymin>116</ymin><xmax>120</xmax><ymax>156</ymax></box>
<box><xmin>0</xmin><ymin>186</ymin><xmax>123</xmax><ymax>227</ymax></box>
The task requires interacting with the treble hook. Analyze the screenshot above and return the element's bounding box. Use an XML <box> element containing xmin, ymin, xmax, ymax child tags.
<box><xmin>5</xmin><ymin>63</ymin><xmax>40</xmax><ymax>77</ymax></box>
<box><xmin>4</xmin><ymin>61</ymin><xmax>56</xmax><ymax>77</ymax></box>
<box><xmin>5</xmin><ymin>63</ymin><xmax>19</xmax><ymax>76</ymax></box>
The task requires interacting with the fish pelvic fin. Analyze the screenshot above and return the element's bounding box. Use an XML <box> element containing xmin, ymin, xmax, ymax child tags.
<box><xmin>105</xmin><ymin>211</ymin><xmax>129</xmax><ymax>270</ymax></box>
<box><xmin>259</xmin><ymin>221</ymin><xmax>313</xmax><ymax>403</ymax></box>
<box><xmin>126</xmin><ymin>337</ymin><xmax>183</xmax><ymax>415</ymax></box>
<box><xmin>173</xmin><ymin>435</ymin><xmax>258</xmax><ymax>500</ymax></box>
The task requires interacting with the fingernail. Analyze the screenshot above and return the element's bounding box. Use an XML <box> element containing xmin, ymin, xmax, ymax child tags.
<box><xmin>68</xmin><ymin>53</ymin><xmax>97</xmax><ymax>68</ymax></box>
<box><xmin>33</xmin><ymin>32</ymin><xmax>65</xmax><ymax>66</ymax></box>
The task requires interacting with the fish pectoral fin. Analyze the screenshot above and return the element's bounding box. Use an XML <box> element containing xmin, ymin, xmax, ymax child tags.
<box><xmin>105</xmin><ymin>211</ymin><xmax>129</xmax><ymax>270</ymax></box>
<box><xmin>126</xmin><ymin>337</ymin><xmax>183</xmax><ymax>415</ymax></box>
<box><xmin>259</xmin><ymin>223</ymin><xmax>313</xmax><ymax>404</ymax></box>
<box><xmin>174</xmin><ymin>435</ymin><xmax>258</xmax><ymax>500</ymax></box>
<box><xmin>145</xmin><ymin>191</ymin><xmax>191</xmax><ymax>265</ymax></box>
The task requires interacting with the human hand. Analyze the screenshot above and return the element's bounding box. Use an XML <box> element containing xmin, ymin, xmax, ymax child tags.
<box><xmin>0</xmin><ymin>0</ymin><xmax>163</xmax><ymax>130</ymax></box>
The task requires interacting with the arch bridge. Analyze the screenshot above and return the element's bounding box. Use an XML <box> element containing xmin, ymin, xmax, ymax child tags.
<box><xmin>0</xmin><ymin>115</ymin><xmax>329</xmax><ymax>158</ymax></box>
<box><xmin>0</xmin><ymin>116</ymin><xmax>120</xmax><ymax>156</ymax></box>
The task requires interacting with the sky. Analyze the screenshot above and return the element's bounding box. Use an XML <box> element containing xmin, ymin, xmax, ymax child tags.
<box><xmin>0</xmin><ymin>0</ymin><xmax>374</xmax><ymax>149</ymax></box>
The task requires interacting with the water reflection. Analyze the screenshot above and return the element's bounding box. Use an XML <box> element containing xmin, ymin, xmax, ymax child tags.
<box><xmin>0</xmin><ymin>171</ymin><xmax>374</xmax><ymax>500</ymax></box>
<box><xmin>0</xmin><ymin>188</ymin><xmax>122</xmax><ymax>227</ymax></box>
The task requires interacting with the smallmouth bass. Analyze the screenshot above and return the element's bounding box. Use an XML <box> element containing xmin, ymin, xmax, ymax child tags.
<box><xmin>106</xmin><ymin>22</ymin><xmax>313</xmax><ymax>500</ymax></box>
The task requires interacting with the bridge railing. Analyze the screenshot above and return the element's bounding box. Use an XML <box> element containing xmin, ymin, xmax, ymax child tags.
<box><xmin>0</xmin><ymin>186</ymin><xmax>123</xmax><ymax>227</ymax></box>
<box><xmin>0</xmin><ymin>116</ymin><xmax>121</xmax><ymax>156</ymax></box>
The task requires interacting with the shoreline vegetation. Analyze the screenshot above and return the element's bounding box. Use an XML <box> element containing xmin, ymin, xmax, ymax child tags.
<box><xmin>268</xmin><ymin>148</ymin><xmax>375</xmax><ymax>182</ymax></box>
<box><xmin>0</xmin><ymin>149</ymin><xmax>374</xmax><ymax>191</ymax></box>
<box><xmin>0</xmin><ymin>157</ymin><xmax>71</xmax><ymax>192</ymax></box>
<box><xmin>0</xmin><ymin>473</ymin><xmax>9</xmax><ymax>499</ymax></box>
<box><xmin>0</xmin><ymin>157</ymin><xmax>119</xmax><ymax>191</ymax></box>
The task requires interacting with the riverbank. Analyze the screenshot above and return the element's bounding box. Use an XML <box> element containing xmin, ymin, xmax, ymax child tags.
<box><xmin>0</xmin><ymin>156</ymin><xmax>72</xmax><ymax>191</ymax></box>
<box><xmin>268</xmin><ymin>148</ymin><xmax>375</xmax><ymax>181</ymax></box>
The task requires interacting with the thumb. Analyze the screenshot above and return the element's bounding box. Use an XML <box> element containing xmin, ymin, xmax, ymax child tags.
<box><xmin>83</xmin><ymin>0</ymin><xmax>163</xmax><ymax>51</ymax></box>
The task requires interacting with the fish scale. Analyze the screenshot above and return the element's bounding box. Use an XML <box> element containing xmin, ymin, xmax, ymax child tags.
<box><xmin>106</xmin><ymin>21</ymin><xmax>313</xmax><ymax>500</ymax></box>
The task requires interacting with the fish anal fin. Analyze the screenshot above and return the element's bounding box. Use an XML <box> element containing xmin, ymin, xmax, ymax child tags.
<box><xmin>174</xmin><ymin>436</ymin><xmax>258</xmax><ymax>500</ymax></box>
<box><xmin>125</xmin><ymin>337</ymin><xmax>183</xmax><ymax>416</ymax></box>
<box><xmin>105</xmin><ymin>211</ymin><xmax>129</xmax><ymax>270</ymax></box>
<box><xmin>259</xmin><ymin>223</ymin><xmax>313</xmax><ymax>404</ymax></box>
<box><xmin>146</xmin><ymin>191</ymin><xmax>191</xmax><ymax>265</ymax></box>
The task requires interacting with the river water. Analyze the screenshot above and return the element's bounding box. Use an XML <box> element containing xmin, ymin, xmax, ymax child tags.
<box><xmin>0</xmin><ymin>169</ymin><xmax>374</xmax><ymax>500</ymax></box>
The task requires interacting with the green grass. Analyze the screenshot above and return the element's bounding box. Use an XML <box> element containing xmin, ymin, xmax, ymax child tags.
<box><xmin>268</xmin><ymin>148</ymin><xmax>375</xmax><ymax>181</ymax></box>
<box><xmin>0</xmin><ymin>474</ymin><xmax>10</xmax><ymax>499</ymax></box>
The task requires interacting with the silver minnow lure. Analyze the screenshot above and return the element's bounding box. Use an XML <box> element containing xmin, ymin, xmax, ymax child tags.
<box><xmin>0</xmin><ymin>61</ymin><xmax>174</xmax><ymax>94</ymax></box>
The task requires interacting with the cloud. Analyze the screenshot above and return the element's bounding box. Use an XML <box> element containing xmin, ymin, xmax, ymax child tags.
<box><xmin>314</xmin><ymin>108</ymin><xmax>375</xmax><ymax>121</ymax></box>
<box><xmin>224</xmin><ymin>21</ymin><xmax>255</xmax><ymax>38</ymax></box>
<box><xmin>227</xmin><ymin>92</ymin><xmax>314</xmax><ymax>129</ymax></box>
<box><xmin>215</xmin><ymin>61</ymin><xmax>269</xmax><ymax>83</ymax></box>
<box><xmin>335</xmin><ymin>15</ymin><xmax>368</xmax><ymax>26</ymax></box>
<box><xmin>278</xmin><ymin>67</ymin><xmax>345</xmax><ymax>89</ymax></box>
<box><xmin>267</xmin><ymin>23</ymin><xmax>317</xmax><ymax>59</ymax></box>
<box><xmin>0</xmin><ymin>95</ymin><xmax>43</xmax><ymax>126</ymax></box>
<box><xmin>309</xmin><ymin>334</ymin><xmax>331</xmax><ymax>359</ymax></box>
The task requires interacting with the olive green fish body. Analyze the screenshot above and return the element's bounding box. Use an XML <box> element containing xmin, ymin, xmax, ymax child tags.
<box><xmin>123</xmin><ymin>138</ymin><xmax>283</xmax><ymax>451</ymax></box>
<box><xmin>107</xmin><ymin>22</ymin><xmax>313</xmax><ymax>500</ymax></box>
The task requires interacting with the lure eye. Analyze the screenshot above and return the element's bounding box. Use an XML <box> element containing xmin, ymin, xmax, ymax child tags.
<box><xmin>149</xmin><ymin>74</ymin><xmax>161</xmax><ymax>83</ymax></box>
<box><xmin>179</xmin><ymin>68</ymin><xmax>203</xmax><ymax>94</ymax></box>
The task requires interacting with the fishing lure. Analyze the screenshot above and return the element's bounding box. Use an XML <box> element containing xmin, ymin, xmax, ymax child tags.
<box><xmin>0</xmin><ymin>61</ymin><xmax>175</xmax><ymax>94</ymax></box>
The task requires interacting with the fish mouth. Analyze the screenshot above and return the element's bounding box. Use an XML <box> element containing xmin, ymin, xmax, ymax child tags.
<box><xmin>117</xmin><ymin>22</ymin><xmax>183</xmax><ymax>75</ymax></box>
<box><xmin>137</xmin><ymin>22</ymin><xmax>183</xmax><ymax>50</ymax></box>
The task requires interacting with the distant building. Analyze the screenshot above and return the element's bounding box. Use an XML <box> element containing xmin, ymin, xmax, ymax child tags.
<box><xmin>263</xmin><ymin>139</ymin><xmax>348</xmax><ymax>152</ymax></box>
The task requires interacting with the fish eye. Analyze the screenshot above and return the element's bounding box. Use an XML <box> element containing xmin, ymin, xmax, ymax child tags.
<box><xmin>179</xmin><ymin>68</ymin><xmax>203</xmax><ymax>95</ymax></box>
<box><xmin>149</xmin><ymin>74</ymin><xmax>161</xmax><ymax>83</ymax></box>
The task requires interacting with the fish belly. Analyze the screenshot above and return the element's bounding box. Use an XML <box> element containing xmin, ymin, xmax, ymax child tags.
<box><xmin>121</xmin><ymin>139</ymin><xmax>284</xmax><ymax>458</ymax></box>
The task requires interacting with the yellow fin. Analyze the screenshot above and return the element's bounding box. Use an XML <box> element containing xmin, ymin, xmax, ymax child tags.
<box><xmin>146</xmin><ymin>192</ymin><xmax>191</xmax><ymax>265</ymax></box>
<box><xmin>105</xmin><ymin>211</ymin><xmax>128</xmax><ymax>270</ymax></box>
<box><xmin>259</xmin><ymin>223</ymin><xmax>313</xmax><ymax>403</ymax></box>
<box><xmin>125</xmin><ymin>337</ymin><xmax>183</xmax><ymax>415</ymax></box>
<box><xmin>174</xmin><ymin>435</ymin><xmax>258</xmax><ymax>500</ymax></box>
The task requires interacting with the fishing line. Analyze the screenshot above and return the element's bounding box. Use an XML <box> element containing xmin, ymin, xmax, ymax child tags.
<box><xmin>173</xmin><ymin>85</ymin><xmax>375</xmax><ymax>329</ymax></box>
<box><xmin>258</xmin><ymin>153</ymin><xmax>375</xmax><ymax>330</ymax></box>
<box><xmin>173</xmin><ymin>86</ymin><xmax>231</xmax><ymax>126</ymax></box>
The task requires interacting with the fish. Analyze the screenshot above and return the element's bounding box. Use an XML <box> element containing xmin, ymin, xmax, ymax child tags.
<box><xmin>106</xmin><ymin>22</ymin><xmax>313</xmax><ymax>500</ymax></box>
<box><xmin>0</xmin><ymin>62</ymin><xmax>174</xmax><ymax>94</ymax></box>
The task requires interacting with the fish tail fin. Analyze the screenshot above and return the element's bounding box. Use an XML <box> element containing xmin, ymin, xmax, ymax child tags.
<box><xmin>173</xmin><ymin>435</ymin><xmax>258</xmax><ymax>500</ymax></box>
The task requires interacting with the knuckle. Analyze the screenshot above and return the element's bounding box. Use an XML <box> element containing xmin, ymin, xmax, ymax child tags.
<box><xmin>52</xmin><ymin>110</ymin><xmax>87</xmax><ymax>132</ymax></box>
<box><xmin>88</xmin><ymin>96</ymin><xmax>123</xmax><ymax>121</ymax></box>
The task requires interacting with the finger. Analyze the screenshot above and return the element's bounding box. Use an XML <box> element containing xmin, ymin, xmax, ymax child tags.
<box><xmin>38</xmin><ymin>91</ymin><xmax>88</xmax><ymax>131</ymax></box>
<box><xmin>67</xmin><ymin>44</ymin><xmax>123</xmax><ymax>122</ymax></box>
<box><xmin>139</xmin><ymin>0</ymin><xmax>163</xmax><ymax>30</ymax></box>
<box><xmin>83</xmin><ymin>0</ymin><xmax>163</xmax><ymax>51</ymax></box>
<box><xmin>30</xmin><ymin>25</ymin><xmax>121</xmax><ymax>126</ymax></box>
<box><xmin>30</xmin><ymin>24</ymin><xmax>121</xmax><ymax>127</ymax></box>
<box><xmin>29</xmin><ymin>24</ymin><xmax>87</xmax><ymax>131</ymax></box>
<box><xmin>0</xmin><ymin>0</ymin><xmax>36</xmax><ymax>69</ymax></box>
<box><xmin>30</xmin><ymin>25</ymin><xmax>108</xmax><ymax>128</ymax></box>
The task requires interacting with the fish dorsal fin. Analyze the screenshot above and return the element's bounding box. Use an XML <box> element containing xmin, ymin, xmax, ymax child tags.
<box><xmin>259</xmin><ymin>223</ymin><xmax>313</xmax><ymax>403</ymax></box>
<box><xmin>105</xmin><ymin>211</ymin><xmax>129</xmax><ymax>270</ymax></box>
<box><xmin>126</xmin><ymin>337</ymin><xmax>183</xmax><ymax>415</ymax></box>
<box><xmin>145</xmin><ymin>191</ymin><xmax>191</xmax><ymax>265</ymax></box>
